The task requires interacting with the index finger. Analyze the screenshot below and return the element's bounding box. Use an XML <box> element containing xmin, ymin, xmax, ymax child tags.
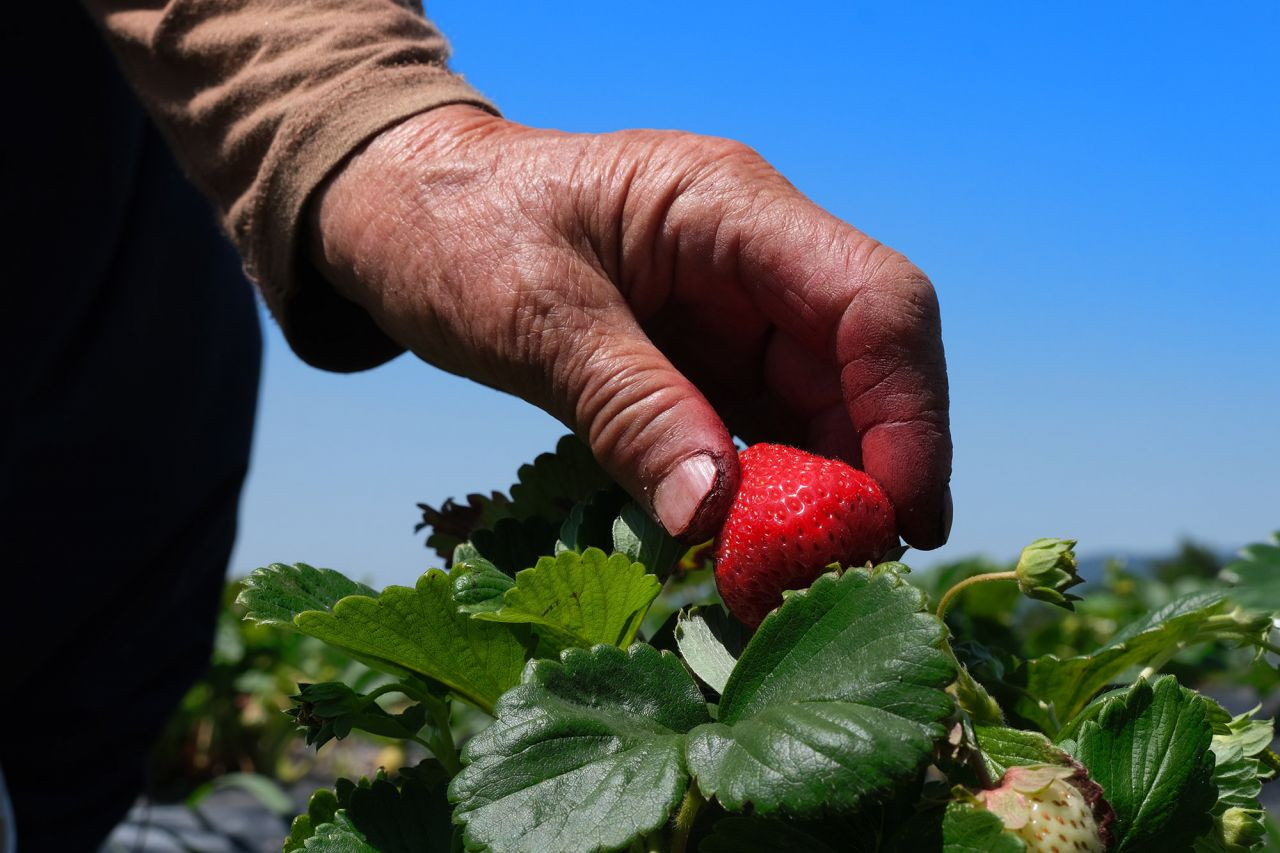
<box><xmin>836</xmin><ymin>251</ymin><xmax>952</xmax><ymax>549</ymax></box>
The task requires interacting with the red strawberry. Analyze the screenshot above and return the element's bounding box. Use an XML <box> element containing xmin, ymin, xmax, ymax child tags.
<box><xmin>714</xmin><ymin>444</ymin><xmax>898</xmax><ymax>627</ymax></box>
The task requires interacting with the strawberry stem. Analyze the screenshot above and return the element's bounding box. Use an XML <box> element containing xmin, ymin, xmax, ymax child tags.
<box><xmin>935</xmin><ymin>571</ymin><xmax>1019</xmax><ymax>621</ymax></box>
<box><xmin>669</xmin><ymin>786</ymin><xmax>704</xmax><ymax>853</ymax></box>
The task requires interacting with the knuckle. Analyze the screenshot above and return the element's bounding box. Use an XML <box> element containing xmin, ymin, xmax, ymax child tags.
<box><xmin>855</xmin><ymin>245</ymin><xmax>941</xmax><ymax>339</ymax></box>
<box><xmin>657</xmin><ymin>133</ymin><xmax>777</xmax><ymax>195</ymax></box>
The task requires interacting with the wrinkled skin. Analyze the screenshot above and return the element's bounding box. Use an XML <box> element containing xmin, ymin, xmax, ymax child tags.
<box><xmin>311</xmin><ymin>104</ymin><xmax>951</xmax><ymax>547</ymax></box>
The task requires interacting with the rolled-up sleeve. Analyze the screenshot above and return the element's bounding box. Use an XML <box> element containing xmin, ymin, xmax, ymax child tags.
<box><xmin>82</xmin><ymin>0</ymin><xmax>497</xmax><ymax>369</ymax></box>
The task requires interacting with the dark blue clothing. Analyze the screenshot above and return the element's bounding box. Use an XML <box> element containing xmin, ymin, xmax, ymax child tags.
<box><xmin>1</xmin><ymin>4</ymin><xmax>262</xmax><ymax>849</ymax></box>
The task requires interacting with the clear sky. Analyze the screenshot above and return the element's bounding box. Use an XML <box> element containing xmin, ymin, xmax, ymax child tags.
<box><xmin>228</xmin><ymin>1</ymin><xmax>1279</xmax><ymax>589</ymax></box>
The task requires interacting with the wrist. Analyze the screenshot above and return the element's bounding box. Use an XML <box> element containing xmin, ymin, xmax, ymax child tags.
<box><xmin>307</xmin><ymin>104</ymin><xmax>507</xmax><ymax>312</ymax></box>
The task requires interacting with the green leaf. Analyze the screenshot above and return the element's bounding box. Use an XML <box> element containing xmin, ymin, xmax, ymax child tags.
<box><xmin>450</xmin><ymin>556</ymin><xmax>515</xmax><ymax>615</ymax></box>
<box><xmin>1195</xmin><ymin>705</ymin><xmax>1275</xmax><ymax>852</ymax></box>
<box><xmin>1214</xmin><ymin>707</ymin><xmax>1276</xmax><ymax>763</ymax></box>
<box><xmin>470</xmin><ymin>515</ymin><xmax>560</xmax><ymax>576</ymax></box>
<box><xmin>450</xmin><ymin>644</ymin><xmax>710</xmax><ymax>853</ymax></box>
<box><xmin>423</xmin><ymin>437</ymin><xmax>614</xmax><ymax>574</ymax></box>
<box><xmin>555</xmin><ymin>488</ymin><xmax>627</xmax><ymax>554</ymax></box>
<box><xmin>289</xmin><ymin>764</ymin><xmax>458</xmax><ymax>853</ymax></box>
<box><xmin>420</xmin><ymin>437</ymin><xmax>611</xmax><ymax>560</ymax></box>
<box><xmin>502</xmin><ymin>434</ymin><xmax>613</xmax><ymax>524</ymax></box>
<box><xmin>1219</xmin><ymin>535</ymin><xmax>1280</xmax><ymax>614</ymax></box>
<box><xmin>1016</xmin><ymin>590</ymin><xmax>1257</xmax><ymax>733</ymax></box>
<box><xmin>293</xmin><ymin>570</ymin><xmax>530</xmax><ymax>713</ymax></box>
<box><xmin>473</xmin><ymin>548</ymin><xmax>661</xmax><ymax>651</ymax></box>
<box><xmin>415</xmin><ymin>492</ymin><xmax>506</xmax><ymax>565</ymax></box>
<box><xmin>344</xmin><ymin>776</ymin><xmax>457</xmax><ymax>853</ymax></box>
<box><xmin>1108</xmin><ymin>589</ymin><xmax>1231</xmax><ymax>646</ymax></box>
<box><xmin>941</xmin><ymin>802</ymin><xmax>1025</xmax><ymax>852</ymax></box>
<box><xmin>674</xmin><ymin>606</ymin><xmax>740</xmax><ymax>694</ymax></box>
<box><xmin>973</xmin><ymin>725</ymin><xmax>1073</xmax><ymax>779</ymax></box>
<box><xmin>284</xmin><ymin>788</ymin><xmax>340</xmax><ymax>852</ymax></box>
<box><xmin>685</xmin><ymin>570</ymin><xmax>955</xmax><ymax>815</ymax></box>
<box><xmin>612</xmin><ymin>501</ymin><xmax>685</xmax><ymax>579</ymax></box>
<box><xmin>1069</xmin><ymin>676</ymin><xmax>1217</xmax><ymax>853</ymax></box>
<box><xmin>238</xmin><ymin>563</ymin><xmax>376</xmax><ymax>628</ymax></box>
<box><xmin>304</xmin><ymin>814</ymin><xmax>377</xmax><ymax>852</ymax></box>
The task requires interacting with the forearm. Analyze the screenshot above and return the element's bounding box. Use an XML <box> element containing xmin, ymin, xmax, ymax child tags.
<box><xmin>81</xmin><ymin>0</ymin><xmax>496</xmax><ymax>369</ymax></box>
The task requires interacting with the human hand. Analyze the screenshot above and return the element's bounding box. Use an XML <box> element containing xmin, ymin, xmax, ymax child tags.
<box><xmin>310</xmin><ymin>105</ymin><xmax>951</xmax><ymax>548</ymax></box>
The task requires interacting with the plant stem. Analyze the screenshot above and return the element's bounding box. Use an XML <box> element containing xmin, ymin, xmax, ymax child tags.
<box><xmin>422</xmin><ymin>693</ymin><xmax>462</xmax><ymax>777</ymax></box>
<box><xmin>1259</xmin><ymin>747</ymin><xmax>1280</xmax><ymax>776</ymax></box>
<box><xmin>669</xmin><ymin>787</ymin><xmax>704</xmax><ymax>853</ymax></box>
<box><xmin>360</xmin><ymin>683</ymin><xmax>403</xmax><ymax>706</ymax></box>
<box><xmin>935</xmin><ymin>571</ymin><xmax>1019</xmax><ymax>621</ymax></box>
<box><xmin>1137</xmin><ymin>643</ymin><xmax>1184</xmax><ymax>681</ymax></box>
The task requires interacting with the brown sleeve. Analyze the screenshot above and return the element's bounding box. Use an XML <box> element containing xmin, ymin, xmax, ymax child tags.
<box><xmin>82</xmin><ymin>0</ymin><xmax>497</xmax><ymax>370</ymax></box>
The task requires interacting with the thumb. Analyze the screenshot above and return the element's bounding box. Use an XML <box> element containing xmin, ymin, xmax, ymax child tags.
<box><xmin>552</xmin><ymin>308</ymin><xmax>739</xmax><ymax>542</ymax></box>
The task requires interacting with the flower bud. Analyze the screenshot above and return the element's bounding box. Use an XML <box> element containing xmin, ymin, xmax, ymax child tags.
<box><xmin>1015</xmin><ymin>538</ymin><xmax>1083</xmax><ymax>610</ymax></box>
<box><xmin>1220</xmin><ymin>806</ymin><xmax>1266</xmax><ymax>851</ymax></box>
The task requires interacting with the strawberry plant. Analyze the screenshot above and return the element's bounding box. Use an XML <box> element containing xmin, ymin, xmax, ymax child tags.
<box><xmin>239</xmin><ymin>436</ymin><xmax>1279</xmax><ymax>851</ymax></box>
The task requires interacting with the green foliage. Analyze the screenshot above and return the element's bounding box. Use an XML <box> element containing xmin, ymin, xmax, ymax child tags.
<box><xmin>973</xmin><ymin>725</ymin><xmax>1073</xmax><ymax>779</ymax></box>
<box><xmin>555</xmin><ymin>487</ymin><xmax>627</xmax><ymax>554</ymax></box>
<box><xmin>450</xmin><ymin>644</ymin><xmax>707</xmax><ymax>853</ymax></box>
<box><xmin>237</xmin><ymin>563</ymin><xmax>376</xmax><ymax>627</ymax></box>
<box><xmin>445</xmin><ymin>566</ymin><xmax>956</xmax><ymax>849</ymax></box>
<box><xmin>1196</xmin><ymin>705</ymin><xmax>1277</xmax><ymax>852</ymax></box>
<box><xmin>415</xmin><ymin>492</ymin><xmax>503</xmax><ymax>565</ymax></box>
<box><xmin>502</xmin><ymin>434</ymin><xmax>614</xmax><ymax>523</ymax></box>
<box><xmin>227</xmin><ymin>439</ymin><xmax>1278</xmax><ymax>852</ymax></box>
<box><xmin>449</xmin><ymin>555</ymin><xmax>514</xmax><ymax>615</ymax></box>
<box><xmin>1068</xmin><ymin>677</ymin><xmax>1218</xmax><ymax>852</ymax></box>
<box><xmin>293</xmin><ymin>571</ymin><xmax>530</xmax><ymax>713</ymax></box>
<box><xmin>470</xmin><ymin>515</ymin><xmax>560</xmax><ymax>576</ymax></box>
<box><xmin>1219</xmin><ymin>534</ymin><xmax>1280</xmax><ymax>614</ymax></box>
<box><xmin>342</xmin><ymin>775</ymin><xmax>456</xmax><ymax>853</ymax></box>
<box><xmin>686</xmin><ymin>570</ymin><xmax>954</xmax><ymax>816</ymax></box>
<box><xmin>284</xmin><ymin>788</ymin><xmax>341</xmax><ymax>852</ymax></box>
<box><xmin>612</xmin><ymin>500</ymin><xmax>686</xmax><ymax>580</ymax></box>
<box><xmin>417</xmin><ymin>435</ymin><xmax>612</xmax><ymax>566</ymax></box>
<box><xmin>302</xmin><ymin>815</ymin><xmax>376</xmax><ymax>852</ymax></box>
<box><xmin>242</xmin><ymin>565</ymin><xmax>530</xmax><ymax>713</ymax></box>
<box><xmin>287</xmin><ymin>763</ymin><xmax>457</xmax><ymax>853</ymax></box>
<box><xmin>472</xmin><ymin>548</ymin><xmax>661</xmax><ymax>652</ymax></box>
<box><xmin>286</xmin><ymin>682</ymin><xmax>426</xmax><ymax>749</ymax></box>
<box><xmin>1015</xmin><ymin>589</ymin><xmax>1274</xmax><ymax>734</ymax></box>
<box><xmin>674</xmin><ymin>606</ymin><xmax>740</xmax><ymax>694</ymax></box>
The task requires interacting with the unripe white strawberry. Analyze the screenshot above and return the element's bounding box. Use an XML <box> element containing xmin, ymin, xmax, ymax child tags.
<box><xmin>975</xmin><ymin>763</ymin><xmax>1114</xmax><ymax>852</ymax></box>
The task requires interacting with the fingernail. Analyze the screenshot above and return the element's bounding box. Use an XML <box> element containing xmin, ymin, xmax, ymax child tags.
<box><xmin>653</xmin><ymin>453</ymin><xmax>720</xmax><ymax>537</ymax></box>
<box><xmin>939</xmin><ymin>485</ymin><xmax>954</xmax><ymax>543</ymax></box>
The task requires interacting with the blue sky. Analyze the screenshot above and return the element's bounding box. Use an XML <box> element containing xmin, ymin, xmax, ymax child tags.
<box><xmin>229</xmin><ymin>1</ymin><xmax>1279</xmax><ymax>588</ymax></box>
